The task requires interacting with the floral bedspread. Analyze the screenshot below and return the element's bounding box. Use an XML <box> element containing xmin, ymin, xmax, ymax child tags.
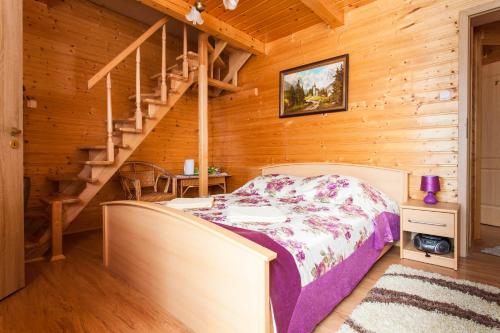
<box><xmin>163</xmin><ymin>174</ymin><xmax>399</xmax><ymax>287</ymax></box>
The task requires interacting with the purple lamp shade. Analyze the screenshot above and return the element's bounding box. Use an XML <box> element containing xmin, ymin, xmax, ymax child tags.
<box><xmin>420</xmin><ymin>175</ymin><xmax>440</xmax><ymax>204</ymax></box>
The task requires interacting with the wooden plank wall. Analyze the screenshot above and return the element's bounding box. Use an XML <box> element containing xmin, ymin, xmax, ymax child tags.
<box><xmin>210</xmin><ymin>0</ymin><xmax>496</xmax><ymax>203</ymax></box>
<box><xmin>24</xmin><ymin>0</ymin><xmax>198</xmax><ymax>233</ymax></box>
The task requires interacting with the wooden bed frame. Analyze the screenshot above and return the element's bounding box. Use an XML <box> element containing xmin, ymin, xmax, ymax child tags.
<box><xmin>102</xmin><ymin>163</ymin><xmax>408</xmax><ymax>333</ymax></box>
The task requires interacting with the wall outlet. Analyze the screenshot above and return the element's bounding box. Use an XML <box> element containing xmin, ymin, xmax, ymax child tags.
<box><xmin>439</xmin><ymin>90</ymin><xmax>451</xmax><ymax>101</ymax></box>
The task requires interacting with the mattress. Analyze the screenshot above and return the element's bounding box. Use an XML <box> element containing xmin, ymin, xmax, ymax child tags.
<box><xmin>158</xmin><ymin>174</ymin><xmax>400</xmax><ymax>333</ymax></box>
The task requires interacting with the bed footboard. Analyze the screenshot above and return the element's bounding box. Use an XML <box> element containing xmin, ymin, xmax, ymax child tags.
<box><xmin>102</xmin><ymin>201</ymin><xmax>277</xmax><ymax>333</ymax></box>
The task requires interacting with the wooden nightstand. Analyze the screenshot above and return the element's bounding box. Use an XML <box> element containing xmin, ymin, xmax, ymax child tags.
<box><xmin>400</xmin><ymin>200</ymin><xmax>460</xmax><ymax>270</ymax></box>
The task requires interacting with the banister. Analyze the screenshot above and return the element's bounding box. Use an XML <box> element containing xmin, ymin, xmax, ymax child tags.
<box><xmin>88</xmin><ymin>17</ymin><xmax>168</xmax><ymax>89</ymax></box>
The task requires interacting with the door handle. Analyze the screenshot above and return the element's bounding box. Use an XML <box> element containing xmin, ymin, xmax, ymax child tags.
<box><xmin>9</xmin><ymin>127</ymin><xmax>22</xmax><ymax>136</ymax></box>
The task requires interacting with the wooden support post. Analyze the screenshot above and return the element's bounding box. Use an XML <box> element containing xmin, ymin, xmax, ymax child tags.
<box><xmin>209</xmin><ymin>40</ymin><xmax>227</xmax><ymax>78</ymax></box>
<box><xmin>135</xmin><ymin>47</ymin><xmax>142</xmax><ymax>130</ymax></box>
<box><xmin>161</xmin><ymin>25</ymin><xmax>167</xmax><ymax>103</ymax></box>
<box><xmin>106</xmin><ymin>73</ymin><xmax>114</xmax><ymax>162</ymax></box>
<box><xmin>198</xmin><ymin>32</ymin><xmax>209</xmax><ymax>198</ymax></box>
<box><xmin>50</xmin><ymin>200</ymin><xmax>65</xmax><ymax>262</ymax></box>
<box><xmin>183</xmin><ymin>24</ymin><xmax>189</xmax><ymax>78</ymax></box>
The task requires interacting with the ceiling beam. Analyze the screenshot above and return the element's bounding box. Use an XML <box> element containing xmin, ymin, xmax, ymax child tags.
<box><xmin>139</xmin><ymin>0</ymin><xmax>266</xmax><ymax>55</ymax></box>
<box><xmin>298</xmin><ymin>0</ymin><xmax>344</xmax><ymax>28</ymax></box>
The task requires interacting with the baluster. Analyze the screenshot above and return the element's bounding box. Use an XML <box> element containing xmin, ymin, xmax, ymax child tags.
<box><xmin>183</xmin><ymin>23</ymin><xmax>189</xmax><ymax>78</ymax></box>
<box><xmin>106</xmin><ymin>73</ymin><xmax>114</xmax><ymax>162</ymax></box>
<box><xmin>136</xmin><ymin>47</ymin><xmax>142</xmax><ymax>130</ymax></box>
<box><xmin>161</xmin><ymin>25</ymin><xmax>167</xmax><ymax>103</ymax></box>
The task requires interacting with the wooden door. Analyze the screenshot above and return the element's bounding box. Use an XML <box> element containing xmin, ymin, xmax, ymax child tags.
<box><xmin>480</xmin><ymin>61</ymin><xmax>500</xmax><ymax>228</ymax></box>
<box><xmin>0</xmin><ymin>0</ymin><xmax>25</xmax><ymax>299</ymax></box>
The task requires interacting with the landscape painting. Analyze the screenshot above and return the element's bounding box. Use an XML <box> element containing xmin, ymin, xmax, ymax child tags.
<box><xmin>279</xmin><ymin>54</ymin><xmax>348</xmax><ymax>118</ymax></box>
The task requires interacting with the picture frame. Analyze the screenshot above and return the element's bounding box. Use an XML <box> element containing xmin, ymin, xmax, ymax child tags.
<box><xmin>279</xmin><ymin>54</ymin><xmax>349</xmax><ymax>118</ymax></box>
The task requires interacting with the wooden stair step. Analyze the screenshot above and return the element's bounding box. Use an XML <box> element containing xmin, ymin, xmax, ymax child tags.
<box><xmin>117</xmin><ymin>127</ymin><xmax>142</xmax><ymax>133</ymax></box>
<box><xmin>167</xmin><ymin>73</ymin><xmax>188</xmax><ymax>81</ymax></box>
<box><xmin>170</xmin><ymin>68</ymin><xmax>183</xmax><ymax>76</ymax></box>
<box><xmin>78</xmin><ymin>144</ymin><xmax>129</xmax><ymax>150</ymax></box>
<box><xmin>151</xmin><ymin>72</ymin><xmax>188</xmax><ymax>81</ymax></box>
<box><xmin>127</xmin><ymin>111</ymin><xmax>155</xmax><ymax>119</ymax></box>
<box><xmin>175</xmin><ymin>51</ymin><xmax>198</xmax><ymax>61</ymax></box>
<box><xmin>40</xmin><ymin>194</ymin><xmax>80</xmax><ymax>205</ymax></box>
<box><xmin>46</xmin><ymin>174</ymin><xmax>98</xmax><ymax>184</ymax></box>
<box><xmin>112</xmin><ymin>118</ymin><xmax>136</xmax><ymax>124</ymax></box>
<box><xmin>143</xmin><ymin>98</ymin><xmax>166</xmax><ymax>105</ymax></box>
<box><xmin>79</xmin><ymin>160</ymin><xmax>114</xmax><ymax>166</ymax></box>
<box><xmin>123</xmin><ymin>115</ymin><xmax>156</xmax><ymax>121</ymax></box>
<box><xmin>138</xmin><ymin>113</ymin><xmax>155</xmax><ymax>120</ymax></box>
<box><xmin>128</xmin><ymin>92</ymin><xmax>160</xmax><ymax>101</ymax></box>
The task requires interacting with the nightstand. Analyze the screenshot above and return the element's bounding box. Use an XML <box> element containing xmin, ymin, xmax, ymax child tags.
<box><xmin>400</xmin><ymin>200</ymin><xmax>460</xmax><ymax>270</ymax></box>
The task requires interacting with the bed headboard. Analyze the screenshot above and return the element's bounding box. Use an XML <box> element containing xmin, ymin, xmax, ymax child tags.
<box><xmin>261</xmin><ymin>163</ymin><xmax>409</xmax><ymax>203</ymax></box>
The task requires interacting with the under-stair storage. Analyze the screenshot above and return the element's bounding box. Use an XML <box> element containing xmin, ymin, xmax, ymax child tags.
<box><xmin>25</xmin><ymin>15</ymin><xmax>253</xmax><ymax>261</ymax></box>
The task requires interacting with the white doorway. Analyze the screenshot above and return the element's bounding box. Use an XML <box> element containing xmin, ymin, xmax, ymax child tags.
<box><xmin>458</xmin><ymin>2</ymin><xmax>500</xmax><ymax>256</ymax></box>
<box><xmin>479</xmin><ymin>59</ymin><xmax>500</xmax><ymax>229</ymax></box>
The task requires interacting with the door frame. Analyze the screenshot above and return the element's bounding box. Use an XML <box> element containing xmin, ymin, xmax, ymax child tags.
<box><xmin>458</xmin><ymin>0</ymin><xmax>500</xmax><ymax>257</ymax></box>
<box><xmin>0</xmin><ymin>0</ymin><xmax>25</xmax><ymax>299</ymax></box>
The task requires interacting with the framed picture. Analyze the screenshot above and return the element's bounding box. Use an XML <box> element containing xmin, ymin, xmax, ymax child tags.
<box><xmin>279</xmin><ymin>54</ymin><xmax>348</xmax><ymax>118</ymax></box>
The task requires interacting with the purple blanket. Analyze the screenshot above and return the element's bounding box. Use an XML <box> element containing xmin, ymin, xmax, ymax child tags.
<box><xmin>217</xmin><ymin>212</ymin><xmax>400</xmax><ymax>333</ymax></box>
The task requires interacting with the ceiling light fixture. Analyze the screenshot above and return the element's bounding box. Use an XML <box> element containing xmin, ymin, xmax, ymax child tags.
<box><xmin>223</xmin><ymin>0</ymin><xmax>238</xmax><ymax>10</ymax></box>
<box><xmin>186</xmin><ymin>0</ymin><xmax>205</xmax><ymax>25</ymax></box>
<box><xmin>186</xmin><ymin>0</ymin><xmax>239</xmax><ymax>26</ymax></box>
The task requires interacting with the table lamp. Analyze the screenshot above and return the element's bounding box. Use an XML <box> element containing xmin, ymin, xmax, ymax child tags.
<box><xmin>420</xmin><ymin>175</ymin><xmax>440</xmax><ymax>204</ymax></box>
<box><xmin>184</xmin><ymin>159</ymin><xmax>195</xmax><ymax>175</ymax></box>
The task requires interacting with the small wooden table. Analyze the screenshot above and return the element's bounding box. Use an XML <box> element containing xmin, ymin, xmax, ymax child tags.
<box><xmin>400</xmin><ymin>200</ymin><xmax>460</xmax><ymax>270</ymax></box>
<box><xmin>175</xmin><ymin>173</ymin><xmax>230</xmax><ymax>197</ymax></box>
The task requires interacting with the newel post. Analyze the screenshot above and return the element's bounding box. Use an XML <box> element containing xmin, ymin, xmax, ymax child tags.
<box><xmin>106</xmin><ymin>73</ymin><xmax>114</xmax><ymax>162</ymax></box>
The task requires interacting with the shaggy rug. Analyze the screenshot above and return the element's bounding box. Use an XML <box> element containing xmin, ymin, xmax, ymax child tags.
<box><xmin>337</xmin><ymin>265</ymin><xmax>500</xmax><ymax>333</ymax></box>
<box><xmin>481</xmin><ymin>246</ymin><xmax>500</xmax><ymax>257</ymax></box>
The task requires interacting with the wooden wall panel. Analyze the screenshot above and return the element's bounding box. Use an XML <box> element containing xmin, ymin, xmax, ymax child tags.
<box><xmin>209</xmin><ymin>0</ymin><xmax>496</xmax><ymax>203</ymax></box>
<box><xmin>24</xmin><ymin>0</ymin><xmax>198</xmax><ymax>233</ymax></box>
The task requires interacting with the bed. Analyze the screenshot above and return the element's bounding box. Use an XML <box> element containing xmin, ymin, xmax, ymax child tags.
<box><xmin>102</xmin><ymin>163</ymin><xmax>408</xmax><ymax>333</ymax></box>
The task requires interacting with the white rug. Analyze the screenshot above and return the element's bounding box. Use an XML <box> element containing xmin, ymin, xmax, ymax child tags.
<box><xmin>337</xmin><ymin>264</ymin><xmax>500</xmax><ymax>333</ymax></box>
<box><xmin>481</xmin><ymin>246</ymin><xmax>500</xmax><ymax>257</ymax></box>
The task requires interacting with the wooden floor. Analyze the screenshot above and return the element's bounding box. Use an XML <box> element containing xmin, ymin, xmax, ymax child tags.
<box><xmin>1</xmin><ymin>225</ymin><xmax>499</xmax><ymax>333</ymax></box>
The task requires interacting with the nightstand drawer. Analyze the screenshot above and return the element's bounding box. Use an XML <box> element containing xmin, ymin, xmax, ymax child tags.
<box><xmin>402</xmin><ymin>209</ymin><xmax>455</xmax><ymax>237</ymax></box>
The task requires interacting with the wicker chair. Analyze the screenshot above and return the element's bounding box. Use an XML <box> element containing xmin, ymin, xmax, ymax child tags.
<box><xmin>118</xmin><ymin>161</ymin><xmax>177</xmax><ymax>202</ymax></box>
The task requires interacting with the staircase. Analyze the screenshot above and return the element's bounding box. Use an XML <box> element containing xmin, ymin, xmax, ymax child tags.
<box><xmin>25</xmin><ymin>17</ymin><xmax>253</xmax><ymax>261</ymax></box>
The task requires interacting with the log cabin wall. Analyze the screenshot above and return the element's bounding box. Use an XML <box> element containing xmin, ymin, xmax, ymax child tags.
<box><xmin>24</xmin><ymin>0</ymin><xmax>198</xmax><ymax>233</ymax></box>
<box><xmin>210</xmin><ymin>0</ymin><xmax>496</xmax><ymax>203</ymax></box>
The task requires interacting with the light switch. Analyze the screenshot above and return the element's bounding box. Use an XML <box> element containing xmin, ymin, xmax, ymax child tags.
<box><xmin>27</xmin><ymin>99</ymin><xmax>37</xmax><ymax>109</ymax></box>
<box><xmin>439</xmin><ymin>90</ymin><xmax>451</xmax><ymax>101</ymax></box>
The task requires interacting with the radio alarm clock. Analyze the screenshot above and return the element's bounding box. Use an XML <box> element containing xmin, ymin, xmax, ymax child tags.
<box><xmin>413</xmin><ymin>234</ymin><xmax>451</xmax><ymax>255</ymax></box>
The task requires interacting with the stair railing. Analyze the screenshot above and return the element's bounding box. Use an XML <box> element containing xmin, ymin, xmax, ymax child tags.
<box><xmin>87</xmin><ymin>17</ymin><xmax>170</xmax><ymax>162</ymax></box>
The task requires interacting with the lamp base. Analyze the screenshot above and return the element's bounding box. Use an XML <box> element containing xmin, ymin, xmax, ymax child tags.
<box><xmin>423</xmin><ymin>192</ymin><xmax>438</xmax><ymax>205</ymax></box>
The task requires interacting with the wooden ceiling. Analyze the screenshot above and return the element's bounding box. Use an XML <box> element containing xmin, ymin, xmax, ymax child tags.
<box><xmin>141</xmin><ymin>0</ymin><xmax>374</xmax><ymax>54</ymax></box>
<box><xmin>186</xmin><ymin>0</ymin><xmax>374</xmax><ymax>42</ymax></box>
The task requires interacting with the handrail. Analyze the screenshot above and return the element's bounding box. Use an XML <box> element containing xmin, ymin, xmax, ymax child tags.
<box><xmin>88</xmin><ymin>17</ymin><xmax>168</xmax><ymax>89</ymax></box>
